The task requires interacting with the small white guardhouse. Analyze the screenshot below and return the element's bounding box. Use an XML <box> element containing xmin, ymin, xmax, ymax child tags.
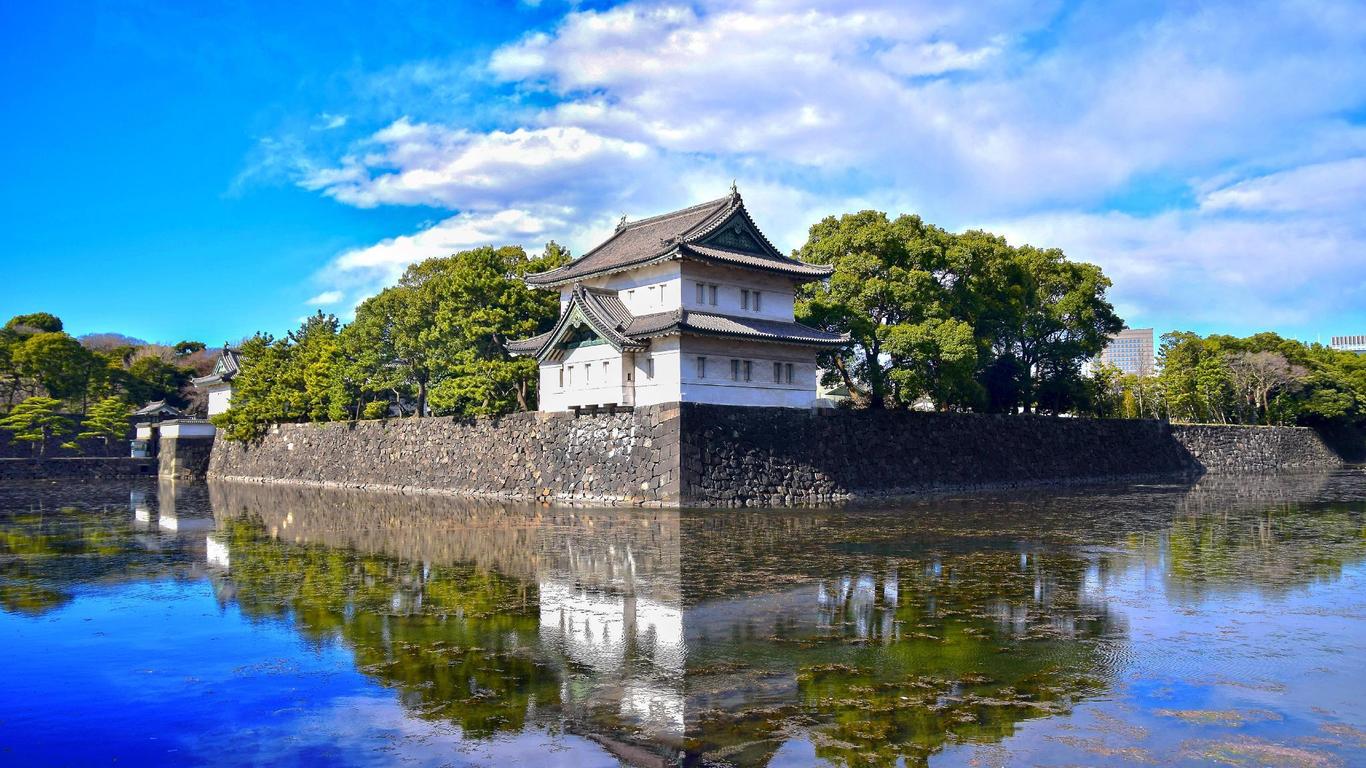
<box><xmin>509</xmin><ymin>190</ymin><xmax>848</xmax><ymax>412</ymax></box>
<box><xmin>191</xmin><ymin>347</ymin><xmax>241</xmax><ymax>417</ymax></box>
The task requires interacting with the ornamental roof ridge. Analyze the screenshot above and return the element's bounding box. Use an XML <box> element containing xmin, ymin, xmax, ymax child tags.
<box><xmin>620</xmin><ymin>195</ymin><xmax>732</xmax><ymax>231</ymax></box>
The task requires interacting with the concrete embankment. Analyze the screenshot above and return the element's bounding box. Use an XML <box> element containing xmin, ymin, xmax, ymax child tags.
<box><xmin>206</xmin><ymin>404</ymin><xmax>1344</xmax><ymax>507</ymax></box>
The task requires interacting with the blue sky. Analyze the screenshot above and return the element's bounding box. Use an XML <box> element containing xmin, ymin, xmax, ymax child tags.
<box><xmin>3</xmin><ymin>0</ymin><xmax>1364</xmax><ymax>346</ymax></box>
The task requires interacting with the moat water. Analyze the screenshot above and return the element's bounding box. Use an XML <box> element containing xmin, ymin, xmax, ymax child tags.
<box><xmin>1</xmin><ymin>472</ymin><xmax>1364</xmax><ymax>767</ymax></box>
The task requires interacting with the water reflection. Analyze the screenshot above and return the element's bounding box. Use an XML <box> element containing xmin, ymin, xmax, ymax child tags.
<box><xmin>0</xmin><ymin>470</ymin><xmax>1363</xmax><ymax>766</ymax></box>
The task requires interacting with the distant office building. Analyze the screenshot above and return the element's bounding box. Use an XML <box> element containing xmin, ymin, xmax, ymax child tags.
<box><xmin>1097</xmin><ymin>328</ymin><xmax>1155</xmax><ymax>376</ymax></box>
<box><xmin>1331</xmin><ymin>335</ymin><xmax>1366</xmax><ymax>354</ymax></box>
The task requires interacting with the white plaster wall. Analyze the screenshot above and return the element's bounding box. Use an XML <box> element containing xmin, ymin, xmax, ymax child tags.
<box><xmin>681</xmin><ymin>262</ymin><xmax>798</xmax><ymax>322</ymax></box>
<box><xmin>539</xmin><ymin>343</ymin><xmax>629</xmax><ymax>411</ymax></box>
<box><xmin>680</xmin><ymin>336</ymin><xmax>819</xmax><ymax>408</ymax></box>
<box><xmin>160</xmin><ymin>420</ymin><xmax>218</xmax><ymax>438</ymax></box>
<box><xmin>206</xmin><ymin>385</ymin><xmax>233</xmax><ymax>416</ymax></box>
<box><xmin>632</xmin><ymin>335</ymin><xmax>681</xmax><ymax>407</ymax></box>
<box><xmin>580</xmin><ymin>261</ymin><xmax>682</xmax><ymax>316</ymax></box>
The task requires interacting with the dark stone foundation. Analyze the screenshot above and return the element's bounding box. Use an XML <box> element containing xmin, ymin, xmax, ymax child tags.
<box><xmin>207</xmin><ymin>404</ymin><xmax>1345</xmax><ymax>507</ymax></box>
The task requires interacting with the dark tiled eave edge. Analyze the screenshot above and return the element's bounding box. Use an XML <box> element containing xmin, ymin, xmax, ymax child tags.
<box><xmin>680</xmin><ymin>244</ymin><xmax>832</xmax><ymax>278</ymax></box>
<box><xmin>622</xmin><ymin>310</ymin><xmax>849</xmax><ymax>348</ymax></box>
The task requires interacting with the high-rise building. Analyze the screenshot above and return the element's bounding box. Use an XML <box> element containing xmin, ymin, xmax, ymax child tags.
<box><xmin>1097</xmin><ymin>328</ymin><xmax>1155</xmax><ymax>376</ymax></box>
<box><xmin>1330</xmin><ymin>335</ymin><xmax>1366</xmax><ymax>354</ymax></box>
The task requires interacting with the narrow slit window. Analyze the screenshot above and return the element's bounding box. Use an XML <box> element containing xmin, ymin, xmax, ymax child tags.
<box><xmin>785</xmin><ymin>363</ymin><xmax>794</xmax><ymax>384</ymax></box>
<box><xmin>730</xmin><ymin>359</ymin><xmax>740</xmax><ymax>381</ymax></box>
<box><xmin>645</xmin><ymin>357</ymin><xmax>655</xmax><ymax>380</ymax></box>
<box><xmin>773</xmin><ymin>362</ymin><xmax>782</xmax><ymax>383</ymax></box>
<box><xmin>558</xmin><ymin>367</ymin><xmax>564</xmax><ymax>388</ymax></box>
<box><xmin>741</xmin><ymin>289</ymin><xmax>750</xmax><ymax>310</ymax></box>
<box><xmin>567</xmin><ymin>366</ymin><xmax>573</xmax><ymax>386</ymax></box>
<box><xmin>743</xmin><ymin>360</ymin><xmax>752</xmax><ymax>382</ymax></box>
<box><xmin>709</xmin><ymin>284</ymin><xmax>718</xmax><ymax>305</ymax></box>
<box><xmin>602</xmin><ymin>361</ymin><xmax>609</xmax><ymax>378</ymax></box>
<box><xmin>753</xmin><ymin>291</ymin><xmax>762</xmax><ymax>311</ymax></box>
<box><xmin>695</xmin><ymin>282</ymin><xmax>705</xmax><ymax>303</ymax></box>
<box><xmin>697</xmin><ymin>356</ymin><xmax>707</xmax><ymax>379</ymax></box>
<box><xmin>584</xmin><ymin>365</ymin><xmax>590</xmax><ymax>384</ymax></box>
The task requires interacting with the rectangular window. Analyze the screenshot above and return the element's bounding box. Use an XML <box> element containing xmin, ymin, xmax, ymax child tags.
<box><xmin>567</xmin><ymin>366</ymin><xmax>573</xmax><ymax>386</ymax></box>
<box><xmin>709</xmin><ymin>284</ymin><xmax>718</xmax><ymax>305</ymax></box>
<box><xmin>741</xmin><ymin>289</ymin><xmax>750</xmax><ymax>310</ymax></box>
<box><xmin>753</xmin><ymin>291</ymin><xmax>762</xmax><ymax>311</ymax></box>
<box><xmin>773</xmin><ymin>361</ymin><xmax>782</xmax><ymax>382</ymax></box>
<box><xmin>695</xmin><ymin>282</ymin><xmax>705</xmax><ymax>303</ymax></box>
<box><xmin>785</xmin><ymin>363</ymin><xmax>794</xmax><ymax>384</ymax></box>
<box><xmin>558</xmin><ymin>367</ymin><xmax>564</xmax><ymax>388</ymax></box>
<box><xmin>584</xmin><ymin>364</ymin><xmax>590</xmax><ymax>384</ymax></box>
<box><xmin>697</xmin><ymin>356</ymin><xmax>707</xmax><ymax>379</ymax></box>
<box><xmin>645</xmin><ymin>357</ymin><xmax>655</xmax><ymax>379</ymax></box>
<box><xmin>730</xmin><ymin>359</ymin><xmax>740</xmax><ymax>381</ymax></box>
<box><xmin>743</xmin><ymin>360</ymin><xmax>752</xmax><ymax>382</ymax></box>
<box><xmin>602</xmin><ymin>361</ymin><xmax>609</xmax><ymax>379</ymax></box>
<box><xmin>659</xmin><ymin>284</ymin><xmax>667</xmax><ymax>305</ymax></box>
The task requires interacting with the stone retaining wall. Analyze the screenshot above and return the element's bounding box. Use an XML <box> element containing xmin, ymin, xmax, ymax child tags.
<box><xmin>1169</xmin><ymin>424</ymin><xmax>1343</xmax><ymax>473</ymax></box>
<box><xmin>680</xmin><ymin>405</ymin><xmax>1198</xmax><ymax>505</ymax></box>
<box><xmin>207</xmin><ymin>403</ymin><xmax>1345</xmax><ymax>506</ymax></box>
<box><xmin>208</xmin><ymin>404</ymin><xmax>680</xmax><ymax>505</ymax></box>
<box><xmin>0</xmin><ymin>457</ymin><xmax>157</xmax><ymax>481</ymax></box>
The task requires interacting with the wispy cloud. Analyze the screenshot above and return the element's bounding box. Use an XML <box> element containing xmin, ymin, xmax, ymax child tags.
<box><xmin>304</xmin><ymin>290</ymin><xmax>344</xmax><ymax>306</ymax></box>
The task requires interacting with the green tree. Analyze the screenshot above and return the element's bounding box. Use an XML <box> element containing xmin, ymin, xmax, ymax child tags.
<box><xmin>795</xmin><ymin>211</ymin><xmax>957</xmax><ymax>408</ymax></box>
<box><xmin>985</xmin><ymin>246</ymin><xmax>1123</xmax><ymax>413</ymax></box>
<box><xmin>173</xmin><ymin>340</ymin><xmax>206</xmax><ymax>357</ymax></box>
<box><xmin>0</xmin><ymin>396</ymin><xmax>72</xmax><ymax>456</ymax></box>
<box><xmin>13</xmin><ymin>332</ymin><xmax>99</xmax><ymax>406</ymax></box>
<box><xmin>123</xmin><ymin>355</ymin><xmax>192</xmax><ymax>408</ymax></box>
<box><xmin>78</xmin><ymin>396</ymin><xmax>130</xmax><ymax>454</ymax></box>
<box><xmin>4</xmin><ymin>313</ymin><xmax>63</xmax><ymax>334</ymax></box>
<box><xmin>426</xmin><ymin>244</ymin><xmax>568</xmax><ymax>415</ymax></box>
<box><xmin>212</xmin><ymin>333</ymin><xmax>290</xmax><ymax>441</ymax></box>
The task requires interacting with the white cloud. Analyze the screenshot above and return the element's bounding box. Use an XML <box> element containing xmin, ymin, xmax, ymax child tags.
<box><xmin>315</xmin><ymin>208</ymin><xmax>594</xmax><ymax>309</ymax></box>
<box><xmin>1199</xmin><ymin>157</ymin><xmax>1366</xmax><ymax>215</ymax></box>
<box><xmin>991</xmin><ymin>199</ymin><xmax>1366</xmax><ymax>335</ymax></box>
<box><xmin>303</xmin><ymin>119</ymin><xmax>655</xmax><ymax>210</ymax></box>
<box><xmin>304</xmin><ymin>290</ymin><xmax>344</xmax><ymax>306</ymax></box>
<box><xmin>289</xmin><ymin>0</ymin><xmax>1366</xmax><ymax>336</ymax></box>
<box><xmin>316</xmin><ymin>113</ymin><xmax>348</xmax><ymax>130</ymax></box>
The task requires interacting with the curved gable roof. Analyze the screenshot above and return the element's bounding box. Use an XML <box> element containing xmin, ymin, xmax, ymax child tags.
<box><xmin>507</xmin><ymin>285</ymin><xmax>647</xmax><ymax>360</ymax></box>
<box><xmin>524</xmin><ymin>192</ymin><xmax>832</xmax><ymax>287</ymax></box>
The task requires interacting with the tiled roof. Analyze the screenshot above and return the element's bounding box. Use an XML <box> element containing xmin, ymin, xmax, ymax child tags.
<box><xmin>192</xmin><ymin>347</ymin><xmax>242</xmax><ymax>388</ymax></box>
<box><xmin>132</xmin><ymin>400</ymin><xmax>184</xmax><ymax>418</ymax></box>
<box><xmin>523</xmin><ymin>192</ymin><xmax>832</xmax><ymax>286</ymax></box>
<box><xmin>506</xmin><ymin>331</ymin><xmax>552</xmax><ymax>354</ymax></box>
<box><xmin>525</xmin><ymin>197</ymin><xmax>731</xmax><ymax>287</ymax></box>
<box><xmin>627</xmin><ymin>310</ymin><xmax>849</xmax><ymax>347</ymax></box>
<box><xmin>681</xmin><ymin>243</ymin><xmax>832</xmax><ymax>278</ymax></box>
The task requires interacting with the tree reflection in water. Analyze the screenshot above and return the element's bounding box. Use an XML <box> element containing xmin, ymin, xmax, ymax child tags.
<box><xmin>0</xmin><ymin>470</ymin><xmax>1362</xmax><ymax>767</ymax></box>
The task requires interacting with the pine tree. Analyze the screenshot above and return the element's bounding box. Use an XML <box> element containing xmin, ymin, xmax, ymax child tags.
<box><xmin>79</xmin><ymin>396</ymin><xmax>130</xmax><ymax>454</ymax></box>
<box><xmin>0</xmin><ymin>396</ymin><xmax>72</xmax><ymax>456</ymax></box>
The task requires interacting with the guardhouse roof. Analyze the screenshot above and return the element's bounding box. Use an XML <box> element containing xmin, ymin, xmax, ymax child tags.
<box><xmin>523</xmin><ymin>191</ymin><xmax>833</xmax><ymax>288</ymax></box>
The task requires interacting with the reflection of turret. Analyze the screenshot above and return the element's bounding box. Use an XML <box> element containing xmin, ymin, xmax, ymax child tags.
<box><xmin>208</xmin><ymin>479</ymin><xmax>686</xmax><ymax>760</ymax></box>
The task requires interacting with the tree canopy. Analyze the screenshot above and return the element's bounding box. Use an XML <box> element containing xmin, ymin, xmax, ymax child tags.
<box><xmin>796</xmin><ymin>211</ymin><xmax>1122</xmax><ymax>413</ymax></box>
<box><xmin>0</xmin><ymin>312</ymin><xmax>209</xmax><ymax>431</ymax></box>
<box><xmin>216</xmin><ymin>243</ymin><xmax>568</xmax><ymax>440</ymax></box>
